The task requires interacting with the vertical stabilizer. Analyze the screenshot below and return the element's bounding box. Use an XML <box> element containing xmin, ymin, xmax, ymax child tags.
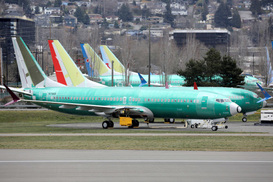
<box><xmin>12</xmin><ymin>37</ymin><xmax>65</xmax><ymax>88</ymax></box>
<box><xmin>100</xmin><ymin>45</ymin><xmax>137</xmax><ymax>75</ymax></box>
<box><xmin>49</xmin><ymin>40</ymin><xmax>106</xmax><ymax>87</ymax></box>
<box><xmin>81</xmin><ymin>43</ymin><xmax>114</xmax><ymax>76</ymax></box>
<box><xmin>48</xmin><ymin>40</ymin><xmax>67</xmax><ymax>86</ymax></box>
<box><xmin>100</xmin><ymin>45</ymin><xmax>125</xmax><ymax>74</ymax></box>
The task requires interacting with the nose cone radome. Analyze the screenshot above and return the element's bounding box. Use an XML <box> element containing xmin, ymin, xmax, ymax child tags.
<box><xmin>230</xmin><ymin>102</ymin><xmax>242</xmax><ymax>116</ymax></box>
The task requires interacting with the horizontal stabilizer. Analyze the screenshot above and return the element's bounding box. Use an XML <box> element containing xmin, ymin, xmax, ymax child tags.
<box><xmin>3</xmin><ymin>84</ymin><xmax>20</xmax><ymax>106</ymax></box>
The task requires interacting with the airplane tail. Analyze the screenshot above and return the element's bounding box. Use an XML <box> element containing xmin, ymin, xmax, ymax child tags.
<box><xmin>256</xmin><ymin>82</ymin><xmax>272</xmax><ymax>103</ymax></box>
<box><xmin>48</xmin><ymin>40</ymin><xmax>106</xmax><ymax>87</ymax></box>
<box><xmin>12</xmin><ymin>36</ymin><xmax>64</xmax><ymax>88</ymax></box>
<box><xmin>81</xmin><ymin>43</ymin><xmax>113</xmax><ymax>76</ymax></box>
<box><xmin>100</xmin><ymin>45</ymin><xmax>125</xmax><ymax>74</ymax></box>
<box><xmin>138</xmin><ymin>73</ymin><xmax>147</xmax><ymax>87</ymax></box>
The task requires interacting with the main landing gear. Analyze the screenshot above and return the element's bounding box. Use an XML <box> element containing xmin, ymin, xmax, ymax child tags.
<box><xmin>164</xmin><ymin>118</ymin><xmax>175</xmax><ymax>124</ymax></box>
<box><xmin>128</xmin><ymin>119</ymin><xmax>139</xmax><ymax>128</ymax></box>
<box><xmin>102</xmin><ymin>120</ymin><xmax>114</xmax><ymax>129</ymax></box>
<box><xmin>242</xmin><ymin>117</ymin><xmax>247</xmax><ymax>122</ymax></box>
<box><xmin>102</xmin><ymin>118</ymin><xmax>140</xmax><ymax>129</ymax></box>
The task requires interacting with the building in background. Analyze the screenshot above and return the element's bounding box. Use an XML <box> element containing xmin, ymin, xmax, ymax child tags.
<box><xmin>0</xmin><ymin>16</ymin><xmax>35</xmax><ymax>85</ymax></box>
<box><xmin>169</xmin><ymin>29</ymin><xmax>230</xmax><ymax>52</ymax></box>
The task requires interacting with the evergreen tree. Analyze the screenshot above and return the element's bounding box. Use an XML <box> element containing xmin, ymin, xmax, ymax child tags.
<box><xmin>75</xmin><ymin>7</ymin><xmax>90</xmax><ymax>25</ymax></box>
<box><xmin>118</xmin><ymin>3</ymin><xmax>133</xmax><ymax>22</ymax></box>
<box><xmin>177</xmin><ymin>59</ymin><xmax>206</xmax><ymax>86</ymax></box>
<box><xmin>35</xmin><ymin>6</ymin><xmax>40</xmax><ymax>14</ymax></box>
<box><xmin>204</xmin><ymin>48</ymin><xmax>222</xmax><ymax>84</ymax></box>
<box><xmin>83</xmin><ymin>14</ymin><xmax>90</xmax><ymax>25</ymax></box>
<box><xmin>214</xmin><ymin>2</ymin><xmax>232</xmax><ymax>28</ymax></box>
<box><xmin>231</xmin><ymin>9</ymin><xmax>241</xmax><ymax>28</ymax></box>
<box><xmin>54</xmin><ymin>0</ymin><xmax>62</xmax><ymax>7</ymax></box>
<box><xmin>250</xmin><ymin>0</ymin><xmax>262</xmax><ymax>16</ymax></box>
<box><xmin>220</xmin><ymin>55</ymin><xmax>244</xmax><ymax>87</ymax></box>
<box><xmin>201</xmin><ymin>2</ymin><xmax>208</xmax><ymax>21</ymax></box>
<box><xmin>177</xmin><ymin>49</ymin><xmax>244</xmax><ymax>87</ymax></box>
<box><xmin>114</xmin><ymin>21</ymin><xmax>119</xmax><ymax>28</ymax></box>
<box><xmin>94</xmin><ymin>5</ymin><xmax>101</xmax><ymax>14</ymax></box>
<box><xmin>163</xmin><ymin>1</ymin><xmax>174</xmax><ymax>27</ymax></box>
<box><xmin>142</xmin><ymin>6</ymin><xmax>151</xmax><ymax>18</ymax></box>
<box><xmin>46</xmin><ymin>1</ymin><xmax>52</xmax><ymax>7</ymax></box>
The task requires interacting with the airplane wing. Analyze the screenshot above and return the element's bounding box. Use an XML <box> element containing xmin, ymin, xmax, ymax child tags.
<box><xmin>21</xmin><ymin>99</ymin><xmax>154</xmax><ymax>120</ymax></box>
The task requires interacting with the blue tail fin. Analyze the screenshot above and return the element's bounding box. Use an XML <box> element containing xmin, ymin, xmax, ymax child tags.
<box><xmin>81</xmin><ymin>44</ymin><xmax>93</xmax><ymax>77</ymax></box>
<box><xmin>138</xmin><ymin>73</ymin><xmax>147</xmax><ymax>87</ymax></box>
<box><xmin>256</xmin><ymin>82</ymin><xmax>272</xmax><ymax>103</ymax></box>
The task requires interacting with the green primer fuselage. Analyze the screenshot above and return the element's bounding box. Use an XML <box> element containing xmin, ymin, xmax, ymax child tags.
<box><xmin>177</xmin><ymin>87</ymin><xmax>263</xmax><ymax>114</ymax></box>
<box><xmin>23</xmin><ymin>87</ymin><xmax>235</xmax><ymax>119</ymax></box>
<box><xmin>98</xmin><ymin>74</ymin><xmax>184</xmax><ymax>87</ymax></box>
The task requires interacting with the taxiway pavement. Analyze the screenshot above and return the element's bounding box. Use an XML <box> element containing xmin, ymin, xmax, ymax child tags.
<box><xmin>0</xmin><ymin>149</ymin><xmax>272</xmax><ymax>182</ymax></box>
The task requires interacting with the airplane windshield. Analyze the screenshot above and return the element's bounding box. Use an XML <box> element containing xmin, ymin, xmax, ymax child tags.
<box><xmin>216</xmin><ymin>99</ymin><xmax>231</xmax><ymax>103</ymax></box>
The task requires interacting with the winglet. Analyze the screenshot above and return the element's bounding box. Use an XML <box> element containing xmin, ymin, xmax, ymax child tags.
<box><xmin>194</xmin><ymin>82</ymin><xmax>198</xmax><ymax>90</ymax></box>
<box><xmin>138</xmin><ymin>73</ymin><xmax>147</xmax><ymax>87</ymax></box>
<box><xmin>256</xmin><ymin>82</ymin><xmax>272</xmax><ymax>103</ymax></box>
<box><xmin>3</xmin><ymin>84</ymin><xmax>20</xmax><ymax>106</ymax></box>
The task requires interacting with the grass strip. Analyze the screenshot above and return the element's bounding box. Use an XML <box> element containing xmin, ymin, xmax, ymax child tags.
<box><xmin>0</xmin><ymin>136</ymin><xmax>272</xmax><ymax>151</ymax></box>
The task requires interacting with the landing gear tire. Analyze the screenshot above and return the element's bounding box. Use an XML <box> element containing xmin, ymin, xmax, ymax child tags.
<box><xmin>211</xmin><ymin>126</ymin><xmax>218</xmax><ymax>131</ymax></box>
<box><xmin>195</xmin><ymin>123</ymin><xmax>198</xmax><ymax>128</ymax></box>
<box><xmin>133</xmin><ymin>120</ymin><xmax>139</xmax><ymax>127</ymax></box>
<box><xmin>169</xmin><ymin>118</ymin><xmax>175</xmax><ymax>124</ymax></box>
<box><xmin>149</xmin><ymin>118</ymin><xmax>154</xmax><ymax>123</ymax></box>
<box><xmin>109</xmin><ymin>121</ymin><xmax>114</xmax><ymax>128</ymax></box>
<box><xmin>102</xmin><ymin>121</ymin><xmax>110</xmax><ymax>129</ymax></box>
<box><xmin>129</xmin><ymin>120</ymin><xmax>139</xmax><ymax>128</ymax></box>
<box><xmin>242</xmin><ymin>117</ymin><xmax>247</xmax><ymax>122</ymax></box>
<box><xmin>191</xmin><ymin>125</ymin><xmax>194</xmax><ymax>129</ymax></box>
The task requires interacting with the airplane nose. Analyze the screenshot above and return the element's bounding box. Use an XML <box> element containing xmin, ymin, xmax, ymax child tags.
<box><xmin>263</xmin><ymin>100</ymin><xmax>267</xmax><ymax>108</ymax></box>
<box><xmin>230</xmin><ymin>102</ymin><xmax>242</xmax><ymax>115</ymax></box>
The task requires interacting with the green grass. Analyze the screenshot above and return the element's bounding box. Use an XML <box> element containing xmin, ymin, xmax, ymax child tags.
<box><xmin>0</xmin><ymin>110</ymin><xmax>271</xmax><ymax>151</ymax></box>
<box><xmin>0</xmin><ymin>136</ymin><xmax>272</xmax><ymax>151</ymax></box>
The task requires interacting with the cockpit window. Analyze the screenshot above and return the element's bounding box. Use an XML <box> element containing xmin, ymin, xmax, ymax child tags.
<box><xmin>216</xmin><ymin>98</ymin><xmax>231</xmax><ymax>103</ymax></box>
<box><xmin>253</xmin><ymin>94</ymin><xmax>258</xmax><ymax>98</ymax></box>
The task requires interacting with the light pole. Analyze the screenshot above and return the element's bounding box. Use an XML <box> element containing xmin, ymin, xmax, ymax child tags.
<box><xmin>253</xmin><ymin>53</ymin><xmax>254</xmax><ymax>75</ymax></box>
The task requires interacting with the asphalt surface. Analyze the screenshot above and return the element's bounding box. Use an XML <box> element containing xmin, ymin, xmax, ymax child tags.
<box><xmin>46</xmin><ymin>121</ymin><xmax>273</xmax><ymax>134</ymax></box>
<box><xmin>0</xmin><ymin>149</ymin><xmax>272</xmax><ymax>182</ymax></box>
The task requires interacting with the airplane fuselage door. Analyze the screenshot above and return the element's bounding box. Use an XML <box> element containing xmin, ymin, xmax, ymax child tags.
<box><xmin>123</xmin><ymin>97</ymin><xmax>127</xmax><ymax>105</ymax></box>
<box><xmin>42</xmin><ymin>92</ymin><xmax>47</xmax><ymax>101</ymax></box>
<box><xmin>201</xmin><ymin>96</ymin><xmax>208</xmax><ymax>109</ymax></box>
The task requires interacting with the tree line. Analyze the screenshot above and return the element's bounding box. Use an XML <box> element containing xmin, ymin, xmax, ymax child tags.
<box><xmin>177</xmin><ymin>48</ymin><xmax>244</xmax><ymax>87</ymax></box>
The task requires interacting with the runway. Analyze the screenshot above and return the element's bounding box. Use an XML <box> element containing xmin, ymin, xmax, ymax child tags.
<box><xmin>0</xmin><ymin>149</ymin><xmax>272</xmax><ymax>182</ymax></box>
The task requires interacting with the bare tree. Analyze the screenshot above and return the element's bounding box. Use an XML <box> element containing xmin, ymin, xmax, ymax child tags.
<box><xmin>113</xmin><ymin>35</ymin><xmax>134</xmax><ymax>86</ymax></box>
<box><xmin>179</xmin><ymin>33</ymin><xmax>207</xmax><ymax>70</ymax></box>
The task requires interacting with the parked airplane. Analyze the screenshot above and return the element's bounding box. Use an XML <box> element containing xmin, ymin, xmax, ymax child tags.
<box><xmin>50</xmin><ymin>40</ymin><xmax>266</xmax><ymax>124</ymax></box>
<box><xmin>1</xmin><ymin>37</ymin><xmax>242</xmax><ymax>129</ymax></box>
<box><xmin>50</xmin><ymin>39</ymin><xmax>264</xmax><ymax>124</ymax></box>
<box><xmin>138</xmin><ymin>73</ymin><xmax>267</xmax><ymax>122</ymax></box>
<box><xmin>100</xmin><ymin>45</ymin><xmax>264</xmax><ymax>90</ymax></box>
<box><xmin>81</xmin><ymin>43</ymin><xmax>184</xmax><ymax>87</ymax></box>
